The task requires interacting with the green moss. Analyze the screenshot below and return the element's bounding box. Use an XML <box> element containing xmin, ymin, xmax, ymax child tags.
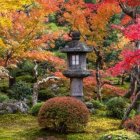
<box><xmin>67</xmin><ymin>134</ymin><xmax>93</xmax><ymax>140</ymax></box>
<box><xmin>0</xmin><ymin>113</ymin><xmax>123</xmax><ymax>140</ymax></box>
<box><xmin>99</xmin><ymin>130</ymin><xmax>140</xmax><ymax>140</ymax></box>
<box><xmin>0</xmin><ymin>113</ymin><xmax>139</xmax><ymax>140</ymax></box>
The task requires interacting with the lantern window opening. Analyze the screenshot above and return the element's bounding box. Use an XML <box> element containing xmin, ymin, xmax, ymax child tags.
<box><xmin>72</xmin><ymin>55</ymin><xmax>79</xmax><ymax>66</ymax></box>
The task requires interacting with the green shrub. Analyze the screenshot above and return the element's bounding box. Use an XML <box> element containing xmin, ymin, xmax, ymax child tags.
<box><xmin>16</xmin><ymin>75</ymin><xmax>34</xmax><ymax>83</ymax></box>
<box><xmin>106</xmin><ymin>97</ymin><xmax>129</xmax><ymax>119</ymax></box>
<box><xmin>91</xmin><ymin>100</ymin><xmax>106</xmax><ymax>110</ymax></box>
<box><xmin>38</xmin><ymin>89</ymin><xmax>56</xmax><ymax>101</ymax></box>
<box><xmin>30</xmin><ymin>102</ymin><xmax>44</xmax><ymax>116</ymax></box>
<box><xmin>99</xmin><ymin>130</ymin><xmax>140</xmax><ymax>140</ymax></box>
<box><xmin>18</xmin><ymin>60</ymin><xmax>34</xmax><ymax>74</ymax></box>
<box><xmin>10</xmin><ymin>81</ymin><xmax>32</xmax><ymax>100</ymax></box>
<box><xmin>0</xmin><ymin>93</ymin><xmax>9</xmax><ymax>102</ymax></box>
<box><xmin>38</xmin><ymin>97</ymin><xmax>89</xmax><ymax>132</ymax></box>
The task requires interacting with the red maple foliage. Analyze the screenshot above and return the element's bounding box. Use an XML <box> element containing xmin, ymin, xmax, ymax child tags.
<box><xmin>108</xmin><ymin>49</ymin><xmax>140</xmax><ymax>76</ymax></box>
<box><xmin>124</xmin><ymin>115</ymin><xmax>140</xmax><ymax>134</ymax></box>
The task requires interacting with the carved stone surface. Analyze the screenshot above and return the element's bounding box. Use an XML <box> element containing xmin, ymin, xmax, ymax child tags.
<box><xmin>63</xmin><ymin>70</ymin><xmax>91</xmax><ymax>78</ymax></box>
<box><xmin>60</xmin><ymin>31</ymin><xmax>93</xmax><ymax>99</ymax></box>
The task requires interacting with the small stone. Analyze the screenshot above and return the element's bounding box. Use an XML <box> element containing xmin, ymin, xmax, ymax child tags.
<box><xmin>85</xmin><ymin>102</ymin><xmax>93</xmax><ymax>109</ymax></box>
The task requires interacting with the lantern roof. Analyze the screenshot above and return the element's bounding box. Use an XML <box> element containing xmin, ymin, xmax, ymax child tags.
<box><xmin>61</xmin><ymin>31</ymin><xmax>93</xmax><ymax>53</ymax></box>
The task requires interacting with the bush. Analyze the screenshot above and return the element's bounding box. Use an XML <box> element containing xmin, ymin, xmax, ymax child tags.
<box><xmin>30</xmin><ymin>102</ymin><xmax>44</xmax><ymax>116</ymax></box>
<box><xmin>38</xmin><ymin>97</ymin><xmax>89</xmax><ymax>132</ymax></box>
<box><xmin>0</xmin><ymin>93</ymin><xmax>9</xmax><ymax>102</ymax></box>
<box><xmin>16</xmin><ymin>75</ymin><xmax>34</xmax><ymax>83</ymax></box>
<box><xmin>124</xmin><ymin>115</ymin><xmax>140</xmax><ymax>134</ymax></box>
<box><xmin>91</xmin><ymin>100</ymin><xmax>106</xmax><ymax>110</ymax></box>
<box><xmin>99</xmin><ymin>130</ymin><xmax>140</xmax><ymax>140</ymax></box>
<box><xmin>10</xmin><ymin>81</ymin><xmax>32</xmax><ymax>100</ymax></box>
<box><xmin>106</xmin><ymin>97</ymin><xmax>129</xmax><ymax>119</ymax></box>
<box><xmin>38</xmin><ymin>89</ymin><xmax>56</xmax><ymax>101</ymax></box>
<box><xmin>18</xmin><ymin>60</ymin><xmax>34</xmax><ymax>74</ymax></box>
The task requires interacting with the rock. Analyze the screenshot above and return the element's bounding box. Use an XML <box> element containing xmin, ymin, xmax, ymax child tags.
<box><xmin>90</xmin><ymin>108</ymin><xmax>96</xmax><ymax>114</ymax></box>
<box><xmin>0</xmin><ymin>103</ymin><xmax>3</xmax><ymax>110</ymax></box>
<box><xmin>6</xmin><ymin>106</ymin><xmax>13</xmax><ymax>113</ymax></box>
<box><xmin>0</xmin><ymin>110</ymin><xmax>7</xmax><ymax>115</ymax></box>
<box><xmin>0</xmin><ymin>100</ymin><xmax>29</xmax><ymax>115</ymax></box>
<box><xmin>85</xmin><ymin>102</ymin><xmax>94</xmax><ymax>109</ymax></box>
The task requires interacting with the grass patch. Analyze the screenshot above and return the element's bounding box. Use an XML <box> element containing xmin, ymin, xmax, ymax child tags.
<box><xmin>0</xmin><ymin>113</ymin><xmax>122</xmax><ymax>140</ymax></box>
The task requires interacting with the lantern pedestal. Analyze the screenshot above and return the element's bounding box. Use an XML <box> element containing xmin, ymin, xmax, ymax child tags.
<box><xmin>70</xmin><ymin>78</ymin><xmax>83</xmax><ymax>99</ymax></box>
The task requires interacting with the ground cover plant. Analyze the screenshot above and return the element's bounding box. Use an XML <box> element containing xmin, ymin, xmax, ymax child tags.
<box><xmin>0</xmin><ymin>0</ymin><xmax>139</xmax><ymax>140</ymax></box>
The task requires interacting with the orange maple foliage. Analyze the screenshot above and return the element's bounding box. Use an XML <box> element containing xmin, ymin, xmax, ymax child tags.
<box><xmin>23</xmin><ymin>50</ymin><xmax>65</xmax><ymax>70</ymax></box>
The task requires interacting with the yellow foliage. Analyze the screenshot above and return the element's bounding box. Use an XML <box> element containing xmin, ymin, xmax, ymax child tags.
<box><xmin>0</xmin><ymin>0</ymin><xmax>33</xmax><ymax>12</ymax></box>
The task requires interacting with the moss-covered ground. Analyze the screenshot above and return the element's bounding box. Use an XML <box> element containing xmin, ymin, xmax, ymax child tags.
<box><xmin>0</xmin><ymin>113</ymin><xmax>121</xmax><ymax>140</ymax></box>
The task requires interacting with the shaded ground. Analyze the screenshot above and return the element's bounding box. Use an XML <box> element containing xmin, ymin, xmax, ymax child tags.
<box><xmin>0</xmin><ymin>113</ymin><xmax>121</xmax><ymax>140</ymax></box>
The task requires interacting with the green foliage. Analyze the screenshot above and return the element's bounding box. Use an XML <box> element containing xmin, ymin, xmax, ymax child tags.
<box><xmin>16</xmin><ymin>75</ymin><xmax>34</xmax><ymax>83</ymax></box>
<box><xmin>129</xmin><ymin>110</ymin><xmax>136</xmax><ymax>119</ymax></box>
<box><xmin>99</xmin><ymin>130</ymin><xmax>140</xmax><ymax>140</ymax></box>
<box><xmin>54</xmin><ymin>51</ymin><xmax>66</xmax><ymax>59</ymax></box>
<box><xmin>110</xmin><ymin>14</ymin><xmax>121</xmax><ymax>24</ymax></box>
<box><xmin>91</xmin><ymin>100</ymin><xmax>106</xmax><ymax>110</ymax></box>
<box><xmin>17</xmin><ymin>60</ymin><xmax>34</xmax><ymax>74</ymax></box>
<box><xmin>38</xmin><ymin>97</ymin><xmax>89</xmax><ymax>132</ymax></box>
<box><xmin>53</xmin><ymin>38</ymin><xmax>67</xmax><ymax>51</ymax></box>
<box><xmin>0</xmin><ymin>93</ymin><xmax>9</xmax><ymax>102</ymax></box>
<box><xmin>38</xmin><ymin>89</ymin><xmax>56</xmax><ymax>101</ymax></box>
<box><xmin>10</xmin><ymin>81</ymin><xmax>32</xmax><ymax>100</ymax></box>
<box><xmin>30</xmin><ymin>102</ymin><xmax>44</xmax><ymax>116</ymax></box>
<box><xmin>106</xmin><ymin>97</ymin><xmax>129</xmax><ymax>119</ymax></box>
<box><xmin>85</xmin><ymin>0</ymin><xmax>96</xmax><ymax>3</ymax></box>
<box><xmin>0</xmin><ymin>114</ymin><xmax>121</xmax><ymax>140</ymax></box>
<box><xmin>0</xmin><ymin>79</ymin><xmax>8</xmax><ymax>93</ymax></box>
<box><xmin>67</xmin><ymin>134</ymin><xmax>93</xmax><ymax>140</ymax></box>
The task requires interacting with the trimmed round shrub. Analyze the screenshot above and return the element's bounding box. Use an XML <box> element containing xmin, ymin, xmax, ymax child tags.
<box><xmin>38</xmin><ymin>97</ymin><xmax>89</xmax><ymax>132</ymax></box>
<box><xmin>30</xmin><ymin>102</ymin><xmax>44</xmax><ymax>116</ymax></box>
<box><xmin>0</xmin><ymin>93</ymin><xmax>9</xmax><ymax>102</ymax></box>
<box><xmin>99</xmin><ymin>130</ymin><xmax>140</xmax><ymax>140</ymax></box>
<box><xmin>106</xmin><ymin>97</ymin><xmax>129</xmax><ymax>119</ymax></box>
<box><xmin>124</xmin><ymin>115</ymin><xmax>140</xmax><ymax>134</ymax></box>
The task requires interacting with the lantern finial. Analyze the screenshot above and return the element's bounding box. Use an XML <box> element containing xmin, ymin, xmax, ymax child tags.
<box><xmin>71</xmin><ymin>31</ymin><xmax>81</xmax><ymax>40</ymax></box>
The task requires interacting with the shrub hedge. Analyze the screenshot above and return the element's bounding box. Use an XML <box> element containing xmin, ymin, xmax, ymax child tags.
<box><xmin>38</xmin><ymin>97</ymin><xmax>89</xmax><ymax>132</ymax></box>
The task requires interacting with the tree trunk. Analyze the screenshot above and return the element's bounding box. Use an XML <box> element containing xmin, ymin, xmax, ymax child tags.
<box><xmin>32</xmin><ymin>76</ymin><xmax>60</xmax><ymax>106</ymax></box>
<box><xmin>9</xmin><ymin>76</ymin><xmax>16</xmax><ymax>87</ymax></box>
<box><xmin>124</xmin><ymin>75</ymin><xmax>137</xmax><ymax>98</ymax></box>
<box><xmin>121</xmin><ymin>74</ymin><xmax>125</xmax><ymax>85</ymax></box>
<box><xmin>32</xmin><ymin>83</ymin><xmax>39</xmax><ymax>106</ymax></box>
<box><xmin>120</xmin><ymin>91</ymin><xmax>140</xmax><ymax>128</ymax></box>
<box><xmin>95</xmin><ymin>63</ymin><xmax>102</xmax><ymax>101</ymax></box>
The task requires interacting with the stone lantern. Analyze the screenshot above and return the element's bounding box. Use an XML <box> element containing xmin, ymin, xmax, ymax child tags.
<box><xmin>61</xmin><ymin>31</ymin><xmax>93</xmax><ymax>100</ymax></box>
